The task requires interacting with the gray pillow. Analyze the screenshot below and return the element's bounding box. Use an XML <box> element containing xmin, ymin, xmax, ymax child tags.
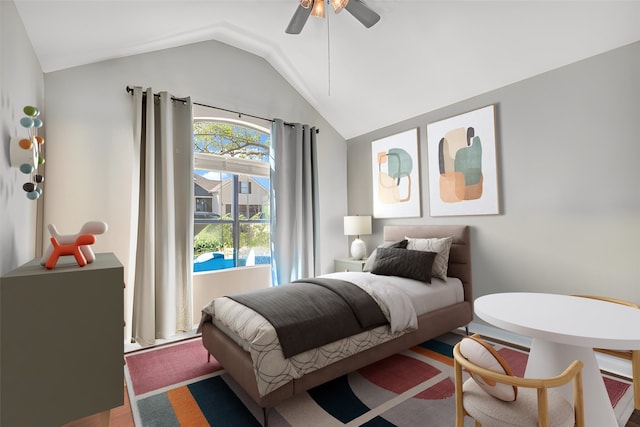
<box><xmin>370</xmin><ymin>247</ymin><xmax>436</xmax><ymax>283</ymax></box>
<box><xmin>363</xmin><ymin>239</ymin><xmax>408</xmax><ymax>272</ymax></box>
<box><xmin>405</xmin><ymin>236</ymin><xmax>452</xmax><ymax>281</ymax></box>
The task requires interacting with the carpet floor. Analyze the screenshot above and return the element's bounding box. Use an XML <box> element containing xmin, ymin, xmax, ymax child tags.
<box><xmin>124</xmin><ymin>333</ymin><xmax>634</xmax><ymax>426</ymax></box>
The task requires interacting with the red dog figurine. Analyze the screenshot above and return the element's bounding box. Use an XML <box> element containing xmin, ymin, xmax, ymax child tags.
<box><xmin>45</xmin><ymin>234</ymin><xmax>96</xmax><ymax>269</ymax></box>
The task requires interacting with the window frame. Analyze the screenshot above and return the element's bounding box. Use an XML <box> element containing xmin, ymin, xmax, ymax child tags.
<box><xmin>193</xmin><ymin>116</ymin><xmax>271</xmax><ymax>272</ymax></box>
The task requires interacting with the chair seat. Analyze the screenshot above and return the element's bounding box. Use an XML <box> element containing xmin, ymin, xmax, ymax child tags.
<box><xmin>463</xmin><ymin>378</ymin><xmax>576</xmax><ymax>427</ymax></box>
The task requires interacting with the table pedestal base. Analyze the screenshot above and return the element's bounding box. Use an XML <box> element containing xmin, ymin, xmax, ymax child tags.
<box><xmin>525</xmin><ymin>338</ymin><xmax>617</xmax><ymax>427</ymax></box>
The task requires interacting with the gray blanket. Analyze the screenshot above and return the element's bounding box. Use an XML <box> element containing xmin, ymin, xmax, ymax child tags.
<box><xmin>227</xmin><ymin>277</ymin><xmax>387</xmax><ymax>358</ymax></box>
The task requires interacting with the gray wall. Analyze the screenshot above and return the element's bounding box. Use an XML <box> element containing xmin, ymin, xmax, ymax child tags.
<box><xmin>0</xmin><ymin>1</ymin><xmax>45</xmax><ymax>275</ymax></box>
<box><xmin>347</xmin><ymin>41</ymin><xmax>640</xmax><ymax>304</ymax></box>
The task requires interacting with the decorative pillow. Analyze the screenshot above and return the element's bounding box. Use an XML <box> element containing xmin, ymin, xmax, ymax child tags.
<box><xmin>363</xmin><ymin>239</ymin><xmax>408</xmax><ymax>272</ymax></box>
<box><xmin>370</xmin><ymin>247</ymin><xmax>436</xmax><ymax>283</ymax></box>
<box><xmin>459</xmin><ymin>335</ymin><xmax>517</xmax><ymax>402</ymax></box>
<box><xmin>405</xmin><ymin>236</ymin><xmax>452</xmax><ymax>281</ymax></box>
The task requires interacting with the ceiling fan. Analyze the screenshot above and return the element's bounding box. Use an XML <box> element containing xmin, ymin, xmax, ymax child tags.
<box><xmin>286</xmin><ymin>0</ymin><xmax>381</xmax><ymax>34</ymax></box>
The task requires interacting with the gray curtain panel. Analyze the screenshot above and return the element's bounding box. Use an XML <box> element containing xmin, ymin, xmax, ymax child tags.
<box><xmin>270</xmin><ymin>119</ymin><xmax>318</xmax><ymax>286</ymax></box>
<box><xmin>130</xmin><ymin>87</ymin><xmax>194</xmax><ymax>346</ymax></box>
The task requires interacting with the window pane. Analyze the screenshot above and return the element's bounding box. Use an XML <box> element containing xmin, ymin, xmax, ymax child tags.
<box><xmin>239</xmin><ymin>181</ymin><xmax>250</xmax><ymax>194</ymax></box>
<box><xmin>194</xmin><ymin>121</ymin><xmax>270</xmax><ymax>162</ymax></box>
<box><xmin>194</xmin><ymin>169</ymin><xmax>235</xmax><ymax>220</ymax></box>
<box><xmin>238</xmin><ymin>223</ymin><xmax>271</xmax><ymax>267</ymax></box>
<box><xmin>193</xmin><ymin>223</ymin><xmax>235</xmax><ymax>272</ymax></box>
<box><xmin>238</xmin><ymin>175</ymin><xmax>270</xmax><ymax>220</ymax></box>
<box><xmin>219</xmin><ymin>172</ymin><xmax>235</xmax><ymax>220</ymax></box>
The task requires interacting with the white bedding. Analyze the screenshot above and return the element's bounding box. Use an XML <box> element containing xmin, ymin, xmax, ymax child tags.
<box><xmin>321</xmin><ymin>271</ymin><xmax>464</xmax><ymax>317</ymax></box>
<box><xmin>200</xmin><ymin>272</ymin><xmax>464</xmax><ymax>396</ymax></box>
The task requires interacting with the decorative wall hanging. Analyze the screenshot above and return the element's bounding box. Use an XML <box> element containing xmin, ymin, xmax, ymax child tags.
<box><xmin>371</xmin><ymin>128</ymin><xmax>421</xmax><ymax>218</ymax></box>
<box><xmin>10</xmin><ymin>105</ymin><xmax>45</xmax><ymax>200</ymax></box>
<box><xmin>426</xmin><ymin>105</ymin><xmax>499</xmax><ymax>216</ymax></box>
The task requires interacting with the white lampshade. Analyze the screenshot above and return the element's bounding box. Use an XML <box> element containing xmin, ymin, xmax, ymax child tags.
<box><xmin>344</xmin><ymin>215</ymin><xmax>372</xmax><ymax>260</ymax></box>
<box><xmin>343</xmin><ymin>215</ymin><xmax>372</xmax><ymax>237</ymax></box>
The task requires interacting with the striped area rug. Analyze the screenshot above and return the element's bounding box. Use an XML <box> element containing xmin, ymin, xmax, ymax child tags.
<box><xmin>124</xmin><ymin>333</ymin><xmax>634</xmax><ymax>426</ymax></box>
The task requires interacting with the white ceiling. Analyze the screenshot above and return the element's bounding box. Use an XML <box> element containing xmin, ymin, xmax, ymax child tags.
<box><xmin>13</xmin><ymin>0</ymin><xmax>640</xmax><ymax>139</ymax></box>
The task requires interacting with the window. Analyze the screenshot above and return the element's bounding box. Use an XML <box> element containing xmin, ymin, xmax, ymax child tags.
<box><xmin>195</xmin><ymin>197</ymin><xmax>213</xmax><ymax>214</ymax></box>
<box><xmin>239</xmin><ymin>181</ymin><xmax>251</xmax><ymax>194</ymax></box>
<box><xmin>193</xmin><ymin>117</ymin><xmax>271</xmax><ymax>272</ymax></box>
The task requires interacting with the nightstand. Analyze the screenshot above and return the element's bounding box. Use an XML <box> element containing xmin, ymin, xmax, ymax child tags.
<box><xmin>334</xmin><ymin>258</ymin><xmax>367</xmax><ymax>272</ymax></box>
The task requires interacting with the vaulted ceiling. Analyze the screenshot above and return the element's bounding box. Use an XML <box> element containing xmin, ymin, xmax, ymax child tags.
<box><xmin>14</xmin><ymin>0</ymin><xmax>640</xmax><ymax>139</ymax></box>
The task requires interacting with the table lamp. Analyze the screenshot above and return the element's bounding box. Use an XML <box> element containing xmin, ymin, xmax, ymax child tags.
<box><xmin>343</xmin><ymin>215</ymin><xmax>372</xmax><ymax>260</ymax></box>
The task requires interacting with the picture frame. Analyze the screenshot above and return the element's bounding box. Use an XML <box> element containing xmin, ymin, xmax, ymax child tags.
<box><xmin>371</xmin><ymin>128</ymin><xmax>421</xmax><ymax>218</ymax></box>
<box><xmin>426</xmin><ymin>105</ymin><xmax>499</xmax><ymax>216</ymax></box>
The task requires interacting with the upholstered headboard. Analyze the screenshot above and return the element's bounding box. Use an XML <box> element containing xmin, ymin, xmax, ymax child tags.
<box><xmin>383</xmin><ymin>225</ymin><xmax>472</xmax><ymax>304</ymax></box>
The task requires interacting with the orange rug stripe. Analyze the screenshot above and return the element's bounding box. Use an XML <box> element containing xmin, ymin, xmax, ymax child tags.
<box><xmin>167</xmin><ymin>386</ymin><xmax>210</xmax><ymax>426</ymax></box>
<box><xmin>411</xmin><ymin>346</ymin><xmax>454</xmax><ymax>367</ymax></box>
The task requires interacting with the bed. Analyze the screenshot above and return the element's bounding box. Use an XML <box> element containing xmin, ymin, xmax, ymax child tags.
<box><xmin>199</xmin><ymin>224</ymin><xmax>472</xmax><ymax>414</ymax></box>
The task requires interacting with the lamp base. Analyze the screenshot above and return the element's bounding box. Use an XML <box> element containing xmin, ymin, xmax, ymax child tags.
<box><xmin>350</xmin><ymin>238</ymin><xmax>367</xmax><ymax>260</ymax></box>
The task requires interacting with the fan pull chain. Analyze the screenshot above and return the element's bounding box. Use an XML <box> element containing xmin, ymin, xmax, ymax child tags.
<box><xmin>327</xmin><ymin>2</ymin><xmax>331</xmax><ymax>97</ymax></box>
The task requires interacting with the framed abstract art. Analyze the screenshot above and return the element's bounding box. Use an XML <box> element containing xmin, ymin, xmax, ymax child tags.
<box><xmin>371</xmin><ymin>128</ymin><xmax>421</xmax><ymax>218</ymax></box>
<box><xmin>426</xmin><ymin>105</ymin><xmax>499</xmax><ymax>216</ymax></box>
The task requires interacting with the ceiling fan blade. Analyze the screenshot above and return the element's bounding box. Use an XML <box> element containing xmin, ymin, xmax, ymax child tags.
<box><xmin>345</xmin><ymin>0</ymin><xmax>380</xmax><ymax>28</ymax></box>
<box><xmin>286</xmin><ymin>4</ymin><xmax>313</xmax><ymax>34</ymax></box>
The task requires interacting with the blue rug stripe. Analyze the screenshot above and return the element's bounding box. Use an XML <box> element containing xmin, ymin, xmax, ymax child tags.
<box><xmin>419</xmin><ymin>339</ymin><xmax>454</xmax><ymax>358</ymax></box>
<box><xmin>308</xmin><ymin>374</ymin><xmax>372</xmax><ymax>423</ymax></box>
<box><xmin>188</xmin><ymin>376</ymin><xmax>261</xmax><ymax>426</ymax></box>
<box><xmin>138</xmin><ymin>393</ymin><xmax>181</xmax><ymax>426</ymax></box>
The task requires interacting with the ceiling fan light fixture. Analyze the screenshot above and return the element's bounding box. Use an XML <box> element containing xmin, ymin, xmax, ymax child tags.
<box><xmin>286</xmin><ymin>0</ymin><xmax>380</xmax><ymax>34</ymax></box>
<box><xmin>331</xmin><ymin>0</ymin><xmax>349</xmax><ymax>13</ymax></box>
<box><xmin>311</xmin><ymin>0</ymin><xmax>325</xmax><ymax>18</ymax></box>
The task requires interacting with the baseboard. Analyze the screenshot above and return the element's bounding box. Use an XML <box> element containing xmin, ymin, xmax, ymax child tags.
<box><xmin>124</xmin><ymin>329</ymin><xmax>199</xmax><ymax>354</ymax></box>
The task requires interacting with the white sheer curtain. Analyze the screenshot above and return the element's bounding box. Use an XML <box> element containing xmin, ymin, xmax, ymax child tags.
<box><xmin>130</xmin><ymin>87</ymin><xmax>194</xmax><ymax>346</ymax></box>
<box><xmin>270</xmin><ymin>119</ymin><xmax>318</xmax><ymax>285</ymax></box>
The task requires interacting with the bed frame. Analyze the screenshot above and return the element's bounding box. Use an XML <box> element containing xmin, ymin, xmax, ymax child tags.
<box><xmin>201</xmin><ymin>225</ymin><xmax>472</xmax><ymax>411</ymax></box>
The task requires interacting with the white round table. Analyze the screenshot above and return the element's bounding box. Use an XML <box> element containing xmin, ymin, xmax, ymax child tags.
<box><xmin>475</xmin><ymin>292</ymin><xmax>640</xmax><ymax>427</ymax></box>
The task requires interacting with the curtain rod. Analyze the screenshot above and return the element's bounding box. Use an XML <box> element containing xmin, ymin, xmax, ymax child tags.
<box><xmin>125</xmin><ymin>86</ymin><xmax>319</xmax><ymax>133</ymax></box>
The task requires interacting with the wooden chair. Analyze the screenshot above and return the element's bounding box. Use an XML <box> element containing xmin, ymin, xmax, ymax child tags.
<box><xmin>453</xmin><ymin>335</ymin><xmax>584</xmax><ymax>427</ymax></box>
<box><xmin>573</xmin><ymin>294</ymin><xmax>640</xmax><ymax>410</ymax></box>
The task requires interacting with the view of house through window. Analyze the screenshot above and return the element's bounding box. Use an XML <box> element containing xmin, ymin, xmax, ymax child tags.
<box><xmin>193</xmin><ymin>115</ymin><xmax>271</xmax><ymax>272</ymax></box>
